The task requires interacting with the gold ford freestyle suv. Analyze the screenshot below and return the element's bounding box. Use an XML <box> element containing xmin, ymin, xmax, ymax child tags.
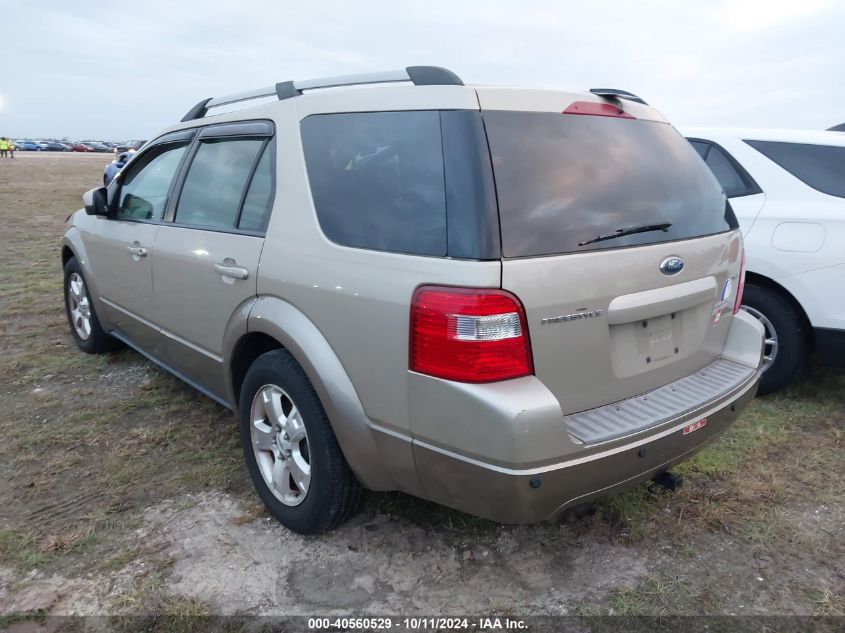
<box><xmin>62</xmin><ymin>66</ymin><xmax>764</xmax><ymax>534</ymax></box>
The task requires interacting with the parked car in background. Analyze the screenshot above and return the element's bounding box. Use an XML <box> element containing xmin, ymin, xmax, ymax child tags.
<box><xmin>684</xmin><ymin>128</ymin><xmax>845</xmax><ymax>394</ymax></box>
<box><xmin>103</xmin><ymin>151</ymin><xmax>134</xmax><ymax>185</ymax></box>
<box><xmin>39</xmin><ymin>141</ymin><xmax>71</xmax><ymax>151</ymax></box>
<box><xmin>69</xmin><ymin>143</ymin><xmax>96</xmax><ymax>152</ymax></box>
<box><xmin>114</xmin><ymin>140</ymin><xmax>147</xmax><ymax>153</ymax></box>
<box><xmin>84</xmin><ymin>142</ymin><xmax>113</xmax><ymax>152</ymax></box>
<box><xmin>15</xmin><ymin>140</ymin><xmax>39</xmax><ymax>151</ymax></box>
<box><xmin>62</xmin><ymin>67</ymin><xmax>763</xmax><ymax>534</ymax></box>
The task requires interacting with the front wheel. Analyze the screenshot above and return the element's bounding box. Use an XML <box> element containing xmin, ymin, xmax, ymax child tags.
<box><xmin>239</xmin><ymin>349</ymin><xmax>365</xmax><ymax>534</ymax></box>
<box><xmin>741</xmin><ymin>283</ymin><xmax>807</xmax><ymax>395</ymax></box>
<box><xmin>63</xmin><ymin>257</ymin><xmax>115</xmax><ymax>354</ymax></box>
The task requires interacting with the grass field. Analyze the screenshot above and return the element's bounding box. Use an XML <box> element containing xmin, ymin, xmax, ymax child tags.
<box><xmin>0</xmin><ymin>152</ymin><xmax>842</xmax><ymax>618</ymax></box>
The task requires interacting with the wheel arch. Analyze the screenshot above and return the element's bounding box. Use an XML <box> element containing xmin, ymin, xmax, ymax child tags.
<box><xmin>230</xmin><ymin>331</ymin><xmax>285</xmax><ymax>409</ymax></box>
<box><xmin>228</xmin><ymin>296</ymin><xmax>418</xmax><ymax>494</ymax></box>
<box><xmin>61</xmin><ymin>244</ymin><xmax>75</xmax><ymax>267</ymax></box>
<box><xmin>744</xmin><ymin>271</ymin><xmax>815</xmax><ymax>351</ymax></box>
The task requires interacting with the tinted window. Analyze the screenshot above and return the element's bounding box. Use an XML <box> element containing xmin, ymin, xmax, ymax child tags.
<box><xmin>705</xmin><ymin>146</ymin><xmax>748</xmax><ymax>198</ymax></box>
<box><xmin>687</xmin><ymin>139</ymin><xmax>761</xmax><ymax>199</ymax></box>
<box><xmin>176</xmin><ymin>138</ymin><xmax>265</xmax><ymax>229</ymax></box>
<box><xmin>484</xmin><ymin>111</ymin><xmax>734</xmax><ymax>257</ymax></box>
<box><xmin>238</xmin><ymin>145</ymin><xmax>273</xmax><ymax>232</ymax></box>
<box><xmin>690</xmin><ymin>140</ymin><xmax>710</xmax><ymax>159</ymax></box>
<box><xmin>116</xmin><ymin>143</ymin><xmax>188</xmax><ymax>221</ymax></box>
<box><xmin>301</xmin><ymin>111</ymin><xmax>447</xmax><ymax>256</ymax></box>
<box><xmin>746</xmin><ymin>140</ymin><xmax>845</xmax><ymax>198</ymax></box>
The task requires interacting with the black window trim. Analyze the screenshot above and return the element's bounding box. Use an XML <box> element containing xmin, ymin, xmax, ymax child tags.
<box><xmin>163</xmin><ymin>119</ymin><xmax>277</xmax><ymax>235</ymax></box>
<box><xmin>687</xmin><ymin>137</ymin><xmax>763</xmax><ymax>198</ymax></box>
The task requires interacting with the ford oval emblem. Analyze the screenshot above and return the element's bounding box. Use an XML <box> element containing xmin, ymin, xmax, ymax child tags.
<box><xmin>660</xmin><ymin>256</ymin><xmax>685</xmax><ymax>275</ymax></box>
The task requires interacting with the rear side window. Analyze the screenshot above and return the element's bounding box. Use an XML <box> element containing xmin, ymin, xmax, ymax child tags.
<box><xmin>690</xmin><ymin>141</ymin><xmax>709</xmax><ymax>158</ymax></box>
<box><xmin>176</xmin><ymin>138</ymin><xmax>267</xmax><ymax>229</ymax></box>
<box><xmin>300</xmin><ymin>111</ymin><xmax>447</xmax><ymax>256</ymax></box>
<box><xmin>688</xmin><ymin>139</ymin><xmax>761</xmax><ymax>198</ymax></box>
<box><xmin>745</xmin><ymin>140</ymin><xmax>845</xmax><ymax>198</ymax></box>
<box><xmin>238</xmin><ymin>145</ymin><xmax>274</xmax><ymax>232</ymax></box>
<box><xmin>484</xmin><ymin>111</ymin><xmax>735</xmax><ymax>257</ymax></box>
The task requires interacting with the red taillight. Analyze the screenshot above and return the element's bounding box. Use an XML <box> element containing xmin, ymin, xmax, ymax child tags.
<box><xmin>563</xmin><ymin>101</ymin><xmax>635</xmax><ymax>119</ymax></box>
<box><xmin>410</xmin><ymin>286</ymin><xmax>533</xmax><ymax>383</ymax></box>
<box><xmin>733</xmin><ymin>249</ymin><xmax>746</xmax><ymax>314</ymax></box>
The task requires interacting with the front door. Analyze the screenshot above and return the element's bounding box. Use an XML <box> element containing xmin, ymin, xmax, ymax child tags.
<box><xmin>86</xmin><ymin>141</ymin><xmax>190</xmax><ymax>355</ymax></box>
<box><xmin>152</xmin><ymin>129</ymin><xmax>274</xmax><ymax>398</ymax></box>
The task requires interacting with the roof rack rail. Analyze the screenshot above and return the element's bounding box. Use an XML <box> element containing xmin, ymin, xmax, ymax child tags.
<box><xmin>181</xmin><ymin>66</ymin><xmax>463</xmax><ymax>122</ymax></box>
<box><xmin>589</xmin><ymin>88</ymin><xmax>648</xmax><ymax>105</ymax></box>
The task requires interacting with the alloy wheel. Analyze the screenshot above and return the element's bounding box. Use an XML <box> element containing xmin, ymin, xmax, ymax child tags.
<box><xmin>67</xmin><ymin>273</ymin><xmax>92</xmax><ymax>341</ymax></box>
<box><xmin>249</xmin><ymin>385</ymin><xmax>311</xmax><ymax>506</ymax></box>
<box><xmin>741</xmin><ymin>304</ymin><xmax>778</xmax><ymax>372</ymax></box>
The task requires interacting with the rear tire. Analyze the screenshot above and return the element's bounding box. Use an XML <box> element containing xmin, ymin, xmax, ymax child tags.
<box><xmin>741</xmin><ymin>283</ymin><xmax>807</xmax><ymax>395</ymax></box>
<box><xmin>239</xmin><ymin>349</ymin><xmax>365</xmax><ymax>534</ymax></box>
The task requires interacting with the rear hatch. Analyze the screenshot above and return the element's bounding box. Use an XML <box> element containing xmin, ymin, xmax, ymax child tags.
<box><xmin>478</xmin><ymin>88</ymin><xmax>743</xmax><ymax>415</ymax></box>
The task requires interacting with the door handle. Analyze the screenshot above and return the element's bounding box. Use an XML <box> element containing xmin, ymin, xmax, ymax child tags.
<box><xmin>127</xmin><ymin>244</ymin><xmax>148</xmax><ymax>258</ymax></box>
<box><xmin>214</xmin><ymin>259</ymin><xmax>249</xmax><ymax>280</ymax></box>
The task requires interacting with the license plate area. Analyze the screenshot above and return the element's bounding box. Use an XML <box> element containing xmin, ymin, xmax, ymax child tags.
<box><xmin>608</xmin><ymin>303</ymin><xmax>710</xmax><ymax>378</ymax></box>
<box><xmin>644</xmin><ymin>314</ymin><xmax>676</xmax><ymax>362</ymax></box>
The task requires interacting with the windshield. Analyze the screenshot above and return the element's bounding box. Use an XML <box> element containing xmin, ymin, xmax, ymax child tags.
<box><xmin>483</xmin><ymin>111</ymin><xmax>735</xmax><ymax>257</ymax></box>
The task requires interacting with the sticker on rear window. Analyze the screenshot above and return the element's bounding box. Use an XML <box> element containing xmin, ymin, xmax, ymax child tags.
<box><xmin>683</xmin><ymin>418</ymin><xmax>707</xmax><ymax>435</ymax></box>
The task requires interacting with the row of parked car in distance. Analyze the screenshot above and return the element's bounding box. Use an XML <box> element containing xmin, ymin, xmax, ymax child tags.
<box><xmin>12</xmin><ymin>139</ymin><xmax>147</xmax><ymax>153</ymax></box>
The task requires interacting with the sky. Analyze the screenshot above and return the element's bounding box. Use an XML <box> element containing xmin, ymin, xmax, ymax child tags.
<box><xmin>2</xmin><ymin>0</ymin><xmax>844</xmax><ymax>140</ymax></box>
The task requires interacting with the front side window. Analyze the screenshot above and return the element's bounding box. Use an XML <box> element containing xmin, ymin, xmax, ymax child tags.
<box><xmin>175</xmin><ymin>138</ymin><xmax>267</xmax><ymax>229</ymax></box>
<box><xmin>745</xmin><ymin>140</ymin><xmax>845</xmax><ymax>198</ymax></box>
<box><xmin>300</xmin><ymin>111</ymin><xmax>447</xmax><ymax>256</ymax></box>
<box><xmin>115</xmin><ymin>143</ymin><xmax>188</xmax><ymax>221</ymax></box>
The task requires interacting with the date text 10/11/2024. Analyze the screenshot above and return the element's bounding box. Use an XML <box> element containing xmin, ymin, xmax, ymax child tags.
<box><xmin>307</xmin><ymin>616</ymin><xmax>529</xmax><ymax>630</ymax></box>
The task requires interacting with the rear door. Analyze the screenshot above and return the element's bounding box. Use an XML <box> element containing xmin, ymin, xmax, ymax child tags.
<box><xmin>152</xmin><ymin>122</ymin><xmax>275</xmax><ymax>397</ymax></box>
<box><xmin>478</xmin><ymin>91</ymin><xmax>743</xmax><ymax>415</ymax></box>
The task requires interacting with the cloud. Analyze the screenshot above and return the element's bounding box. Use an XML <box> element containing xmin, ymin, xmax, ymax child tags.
<box><xmin>720</xmin><ymin>0</ymin><xmax>835</xmax><ymax>32</ymax></box>
<box><xmin>3</xmin><ymin>0</ymin><xmax>844</xmax><ymax>138</ymax></box>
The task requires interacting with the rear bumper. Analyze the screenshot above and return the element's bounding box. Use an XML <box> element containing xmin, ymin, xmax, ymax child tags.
<box><xmin>413</xmin><ymin>374</ymin><xmax>758</xmax><ymax>523</ymax></box>
<box><xmin>408</xmin><ymin>310</ymin><xmax>764</xmax><ymax>523</ymax></box>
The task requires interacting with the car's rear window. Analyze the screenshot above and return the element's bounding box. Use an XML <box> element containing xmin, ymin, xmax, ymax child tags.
<box><xmin>745</xmin><ymin>140</ymin><xmax>845</xmax><ymax>198</ymax></box>
<box><xmin>483</xmin><ymin>111</ymin><xmax>735</xmax><ymax>257</ymax></box>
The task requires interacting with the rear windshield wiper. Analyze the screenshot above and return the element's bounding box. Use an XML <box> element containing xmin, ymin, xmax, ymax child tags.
<box><xmin>578</xmin><ymin>222</ymin><xmax>672</xmax><ymax>246</ymax></box>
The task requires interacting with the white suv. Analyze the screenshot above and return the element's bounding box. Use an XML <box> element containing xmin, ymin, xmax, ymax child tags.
<box><xmin>683</xmin><ymin>127</ymin><xmax>845</xmax><ymax>393</ymax></box>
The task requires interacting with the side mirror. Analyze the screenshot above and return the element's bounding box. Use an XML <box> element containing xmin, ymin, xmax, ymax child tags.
<box><xmin>83</xmin><ymin>187</ymin><xmax>109</xmax><ymax>216</ymax></box>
